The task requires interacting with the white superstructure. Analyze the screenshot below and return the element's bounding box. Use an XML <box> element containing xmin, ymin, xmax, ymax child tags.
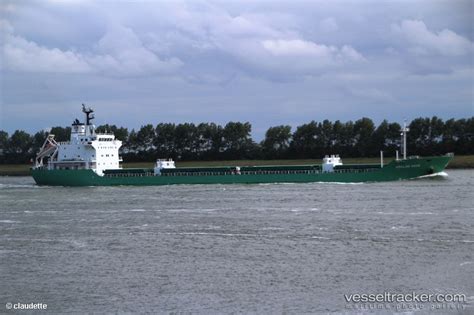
<box><xmin>34</xmin><ymin>105</ymin><xmax>122</xmax><ymax>175</ymax></box>
<box><xmin>154</xmin><ymin>159</ymin><xmax>176</xmax><ymax>175</ymax></box>
<box><xmin>322</xmin><ymin>154</ymin><xmax>343</xmax><ymax>172</ymax></box>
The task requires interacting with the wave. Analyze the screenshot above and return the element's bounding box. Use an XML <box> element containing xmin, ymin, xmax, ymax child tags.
<box><xmin>417</xmin><ymin>171</ymin><xmax>449</xmax><ymax>179</ymax></box>
<box><xmin>390</xmin><ymin>226</ymin><xmax>412</xmax><ymax>230</ymax></box>
<box><xmin>0</xmin><ymin>183</ymin><xmax>38</xmax><ymax>189</ymax></box>
<box><xmin>376</xmin><ymin>211</ymin><xmax>435</xmax><ymax>216</ymax></box>
<box><xmin>311</xmin><ymin>236</ymin><xmax>330</xmax><ymax>240</ymax></box>
<box><xmin>290</xmin><ymin>208</ymin><xmax>320</xmax><ymax>212</ymax></box>
<box><xmin>416</xmin><ymin>238</ymin><xmax>473</xmax><ymax>243</ymax></box>
<box><xmin>165</xmin><ymin>208</ymin><xmax>220</xmax><ymax>212</ymax></box>
<box><xmin>314</xmin><ymin>181</ymin><xmax>364</xmax><ymax>185</ymax></box>
<box><xmin>165</xmin><ymin>231</ymin><xmax>263</xmax><ymax>237</ymax></box>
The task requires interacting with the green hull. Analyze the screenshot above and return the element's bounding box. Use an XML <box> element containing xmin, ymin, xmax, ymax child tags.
<box><xmin>31</xmin><ymin>156</ymin><xmax>452</xmax><ymax>186</ymax></box>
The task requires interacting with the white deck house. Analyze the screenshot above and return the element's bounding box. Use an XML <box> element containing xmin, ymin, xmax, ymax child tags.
<box><xmin>35</xmin><ymin>105</ymin><xmax>122</xmax><ymax>175</ymax></box>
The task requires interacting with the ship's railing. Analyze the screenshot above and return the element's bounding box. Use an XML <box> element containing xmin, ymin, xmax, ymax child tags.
<box><xmin>333</xmin><ymin>168</ymin><xmax>379</xmax><ymax>174</ymax></box>
<box><xmin>104</xmin><ymin>168</ymin><xmax>381</xmax><ymax>177</ymax></box>
<box><xmin>161</xmin><ymin>170</ymin><xmax>323</xmax><ymax>176</ymax></box>
<box><xmin>102</xmin><ymin>167</ymin><xmax>380</xmax><ymax>178</ymax></box>
<box><xmin>104</xmin><ymin>172</ymin><xmax>155</xmax><ymax>178</ymax></box>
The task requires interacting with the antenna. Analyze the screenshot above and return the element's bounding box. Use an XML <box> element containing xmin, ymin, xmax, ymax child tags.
<box><xmin>82</xmin><ymin>103</ymin><xmax>95</xmax><ymax>125</ymax></box>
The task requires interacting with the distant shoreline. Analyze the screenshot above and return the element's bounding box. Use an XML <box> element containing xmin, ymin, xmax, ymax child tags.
<box><xmin>1</xmin><ymin>155</ymin><xmax>473</xmax><ymax>176</ymax></box>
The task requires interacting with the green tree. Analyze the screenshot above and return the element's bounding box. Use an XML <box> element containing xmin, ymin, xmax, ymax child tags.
<box><xmin>50</xmin><ymin>126</ymin><xmax>71</xmax><ymax>142</ymax></box>
<box><xmin>137</xmin><ymin>124</ymin><xmax>155</xmax><ymax>150</ymax></box>
<box><xmin>195</xmin><ymin>123</ymin><xmax>224</xmax><ymax>160</ymax></box>
<box><xmin>290</xmin><ymin>121</ymin><xmax>319</xmax><ymax>158</ymax></box>
<box><xmin>320</xmin><ymin>120</ymin><xmax>333</xmax><ymax>151</ymax></box>
<box><xmin>458</xmin><ymin>117</ymin><xmax>474</xmax><ymax>154</ymax></box>
<box><xmin>353</xmin><ymin>118</ymin><xmax>375</xmax><ymax>157</ymax></box>
<box><xmin>155</xmin><ymin>123</ymin><xmax>176</xmax><ymax>158</ymax></box>
<box><xmin>335</xmin><ymin>121</ymin><xmax>355</xmax><ymax>156</ymax></box>
<box><xmin>31</xmin><ymin>131</ymin><xmax>49</xmax><ymax>157</ymax></box>
<box><xmin>409</xmin><ymin>117</ymin><xmax>434</xmax><ymax>155</ymax></box>
<box><xmin>123</xmin><ymin>129</ymin><xmax>139</xmax><ymax>160</ymax></box>
<box><xmin>331</xmin><ymin>120</ymin><xmax>344</xmax><ymax>154</ymax></box>
<box><xmin>372</xmin><ymin>120</ymin><xmax>401</xmax><ymax>155</ymax></box>
<box><xmin>175</xmin><ymin>123</ymin><xmax>198</xmax><ymax>160</ymax></box>
<box><xmin>222</xmin><ymin>122</ymin><xmax>255</xmax><ymax>159</ymax></box>
<box><xmin>135</xmin><ymin>124</ymin><xmax>156</xmax><ymax>160</ymax></box>
<box><xmin>96</xmin><ymin>124</ymin><xmax>128</xmax><ymax>141</ymax></box>
<box><xmin>0</xmin><ymin>131</ymin><xmax>9</xmax><ymax>162</ymax></box>
<box><xmin>262</xmin><ymin>125</ymin><xmax>292</xmax><ymax>159</ymax></box>
<box><xmin>7</xmin><ymin>130</ymin><xmax>32</xmax><ymax>163</ymax></box>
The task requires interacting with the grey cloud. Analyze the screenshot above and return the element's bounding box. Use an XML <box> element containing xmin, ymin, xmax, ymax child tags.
<box><xmin>0</xmin><ymin>0</ymin><xmax>472</xmax><ymax>136</ymax></box>
<box><xmin>319</xmin><ymin>17</ymin><xmax>339</xmax><ymax>33</ymax></box>
<box><xmin>2</xmin><ymin>1</ymin><xmax>365</xmax><ymax>79</ymax></box>
<box><xmin>3</xmin><ymin>25</ymin><xmax>92</xmax><ymax>73</ymax></box>
<box><xmin>391</xmin><ymin>19</ymin><xmax>474</xmax><ymax>56</ymax></box>
<box><xmin>2</xmin><ymin>18</ymin><xmax>183</xmax><ymax>77</ymax></box>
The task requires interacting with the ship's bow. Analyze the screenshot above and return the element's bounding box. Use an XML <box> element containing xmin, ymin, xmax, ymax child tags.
<box><xmin>428</xmin><ymin>154</ymin><xmax>453</xmax><ymax>174</ymax></box>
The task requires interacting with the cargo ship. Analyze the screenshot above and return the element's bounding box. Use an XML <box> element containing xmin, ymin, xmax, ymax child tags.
<box><xmin>31</xmin><ymin>105</ymin><xmax>453</xmax><ymax>186</ymax></box>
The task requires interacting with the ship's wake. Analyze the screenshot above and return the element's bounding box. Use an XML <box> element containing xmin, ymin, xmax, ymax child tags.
<box><xmin>416</xmin><ymin>171</ymin><xmax>449</xmax><ymax>179</ymax></box>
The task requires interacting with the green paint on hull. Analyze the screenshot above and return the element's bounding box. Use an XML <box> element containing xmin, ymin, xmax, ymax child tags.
<box><xmin>31</xmin><ymin>156</ymin><xmax>452</xmax><ymax>186</ymax></box>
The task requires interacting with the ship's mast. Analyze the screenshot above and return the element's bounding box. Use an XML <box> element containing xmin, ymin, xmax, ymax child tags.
<box><xmin>82</xmin><ymin>104</ymin><xmax>94</xmax><ymax>125</ymax></box>
<box><xmin>400</xmin><ymin>121</ymin><xmax>409</xmax><ymax>160</ymax></box>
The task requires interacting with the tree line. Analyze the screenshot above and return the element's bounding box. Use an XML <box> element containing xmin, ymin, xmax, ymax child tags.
<box><xmin>0</xmin><ymin>116</ymin><xmax>473</xmax><ymax>164</ymax></box>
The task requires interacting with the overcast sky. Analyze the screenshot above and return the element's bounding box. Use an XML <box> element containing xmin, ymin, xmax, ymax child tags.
<box><xmin>1</xmin><ymin>0</ymin><xmax>473</xmax><ymax>139</ymax></box>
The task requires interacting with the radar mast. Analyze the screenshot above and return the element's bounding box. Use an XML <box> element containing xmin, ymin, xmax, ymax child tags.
<box><xmin>82</xmin><ymin>104</ymin><xmax>95</xmax><ymax>125</ymax></box>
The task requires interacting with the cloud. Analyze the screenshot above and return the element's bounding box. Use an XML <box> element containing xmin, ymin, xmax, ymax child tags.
<box><xmin>340</xmin><ymin>45</ymin><xmax>365</xmax><ymax>62</ymax></box>
<box><xmin>2</xmin><ymin>2</ymin><xmax>367</xmax><ymax>80</ymax></box>
<box><xmin>262</xmin><ymin>39</ymin><xmax>336</xmax><ymax>57</ymax></box>
<box><xmin>148</xmin><ymin>5</ymin><xmax>365</xmax><ymax>78</ymax></box>
<box><xmin>391</xmin><ymin>19</ymin><xmax>474</xmax><ymax>56</ymax></box>
<box><xmin>319</xmin><ymin>17</ymin><xmax>338</xmax><ymax>32</ymax></box>
<box><xmin>2</xmin><ymin>20</ymin><xmax>182</xmax><ymax>76</ymax></box>
<box><xmin>4</xmin><ymin>29</ymin><xmax>91</xmax><ymax>73</ymax></box>
<box><xmin>259</xmin><ymin>39</ymin><xmax>365</xmax><ymax>71</ymax></box>
<box><xmin>1</xmin><ymin>1</ymin><xmax>472</xmax><ymax>137</ymax></box>
<box><xmin>90</xmin><ymin>24</ymin><xmax>183</xmax><ymax>76</ymax></box>
<box><xmin>347</xmin><ymin>87</ymin><xmax>395</xmax><ymax>103</ymax></box>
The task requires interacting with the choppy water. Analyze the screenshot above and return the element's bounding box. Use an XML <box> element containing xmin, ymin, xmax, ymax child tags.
<box><xmin>0</xmin><ymin>170</ymin><xmax>473</xmax><ymax>314</ymax></box>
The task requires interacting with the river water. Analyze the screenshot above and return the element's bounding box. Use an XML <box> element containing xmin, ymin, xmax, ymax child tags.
<box><xmin>0</xmin><ymin>170</ymin><xmax>473</xmax><ymax>314</ymax></box>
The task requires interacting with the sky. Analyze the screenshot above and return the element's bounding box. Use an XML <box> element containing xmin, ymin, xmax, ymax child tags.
<box><xmin>1</xmin><ymin>0</ymin><xmax>473</xmax><ymax>140</ymax></box>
